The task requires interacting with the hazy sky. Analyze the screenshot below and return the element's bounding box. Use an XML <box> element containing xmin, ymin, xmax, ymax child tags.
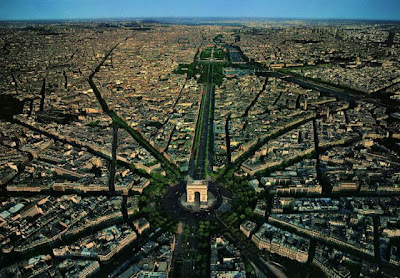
<box><xmin>0</xmin><ymin>0</ymin><xmax>399</xmax><ymax>21</ymax></box>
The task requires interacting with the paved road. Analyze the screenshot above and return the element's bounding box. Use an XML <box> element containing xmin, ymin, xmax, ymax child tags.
<box><xmin>161</xmin><ymin>181</ymin><xmax>223</xmax><ymax>221</ymax></box>
<box><xmin>181</xmin><ymin>221</ymin><xmax>199</xmax><ymax>277</ymax></box>
<box><xmin>215</xmin><ymin>214</ymin><xmax>288</xmax><ymax>278</ymax></box>
<box><xmin>238</xmin><ymin>239</ymin><xmax>288</xmax><ymax>278</ymax></box>
<box><xmin>269</xmin><ymin>71</ymin><xmax>400</xmax><ymax>112</ymax></box>
<box><xmin>190</xmin><ymin>63</ymin><xmax>214</xmax><ymax>179</ymax></box>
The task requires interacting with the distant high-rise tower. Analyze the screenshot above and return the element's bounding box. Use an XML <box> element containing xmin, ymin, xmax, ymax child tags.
<box><xmin>387</xmin><ymin>31</ymin><xmax>395</xmax><ymax>48</ymax></box>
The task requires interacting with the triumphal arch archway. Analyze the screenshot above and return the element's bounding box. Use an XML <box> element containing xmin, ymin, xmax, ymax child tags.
<box><xmin>186</xmin><ymin>180</ymin><xmax>208</xmax><ymax>203</ymax></box>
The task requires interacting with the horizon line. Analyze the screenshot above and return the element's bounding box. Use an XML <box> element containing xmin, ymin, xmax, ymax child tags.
<box><xmin>1</xmin><ymin>16</ymin><xmax>400</xmax><ymax>23</ymax></box>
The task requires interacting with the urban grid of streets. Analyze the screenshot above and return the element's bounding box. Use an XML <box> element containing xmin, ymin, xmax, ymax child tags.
<box><xmin>0</xmin><ymin>20</ymin><xmax>400</xmax><ymax>278</ymax></box>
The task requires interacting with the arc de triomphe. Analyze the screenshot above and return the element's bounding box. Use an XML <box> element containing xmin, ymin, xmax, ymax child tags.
<box><xmin>186</xmin><ymin>180</ymin><xmax>208</xmax><ymax>203</ymax></box>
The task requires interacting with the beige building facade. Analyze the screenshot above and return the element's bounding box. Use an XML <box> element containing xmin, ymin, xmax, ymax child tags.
<box><xmin>186</xmin><ymin>180</ymin><xmax>208</xmax><ymax>203</ymax></box>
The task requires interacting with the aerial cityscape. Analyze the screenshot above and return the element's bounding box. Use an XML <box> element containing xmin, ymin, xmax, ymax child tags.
<box><xmin>0</xmin><ymin>1</ymin><xmax>400</xmax><ymax>278</ymax></box>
